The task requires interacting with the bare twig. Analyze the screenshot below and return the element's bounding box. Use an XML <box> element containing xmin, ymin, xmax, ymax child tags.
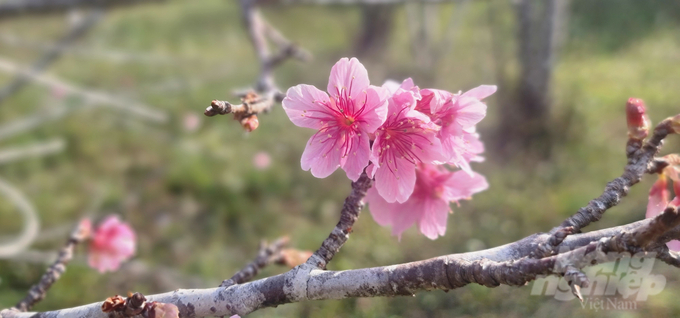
<box><xmin>220</xmin><ymin>236</ymin><xmax>290</xmax><ymax>288</ymax></box>
<box><xmin>13</xmin><ymin>219</ymin><xmax>90</xmax><ymax>312</ymax></box>
<box><xmin>541</xmin><ymin>119</ymin><xmax>675</xmax><ymax>255</ymax></box>
<box><xmin>205</xmin><ymin>0</ymin><xmax>310</xmax><ymax>130</ymax></box>
<box><xmin>305</xmin><ymin>172</ymin><xmax>371</xmax><ymax>269</ymax></box>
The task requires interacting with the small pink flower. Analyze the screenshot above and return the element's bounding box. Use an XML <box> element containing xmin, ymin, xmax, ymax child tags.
<box><xmin>282</xmin><ymin>57</ymin><xmax>388</xmax><ymax>181</ymax></box>
<box><xmin>366</xmin><ymin>163</ymin><xmax>488</xmax><ymax>240</ymax></box>
<box><xmin>253</xmin><ymin>151</ymin><xmax>272</xmax><ymax>170</ymax></box>
<box><xmin>88</xmin><ymin>215</ymin><xmax>136</xmax><ymax>273</ymax></box>
<box><xmin>416</xmin><ymin>86</ymin><xmax>495</xmax><ymax>173</ymax></box>
<box><xmin>646</xmin><ymin>169</ymin><xmax>680</xmax><ymax>251</ymax></box>
<box><xmin>646</xmin><ymin>176</ymin><xmax>670</xmax><ymax>219</ymax></box>
<box><xmin>368</xmin><ymin>87</ymin><xmax>442</xmax><ymax>203</ymax></box>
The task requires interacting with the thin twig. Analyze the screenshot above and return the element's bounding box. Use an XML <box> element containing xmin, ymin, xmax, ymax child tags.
<box><xmin>219</xmin><ymin>236</ymin><xmax>290</xmax><ymax>288</ymax></box>
<box><xmin>542</xmin><ymin>119</ymin><xmax>675</xmax><ymax>255</ymax></box>
<box><xmin>205</xmin><ymin>0</ymin><xmax>310</xmax><ymax>130</ymax></box>
<box><xmin>13</xmin><ymin>219</ymin><xmax>90</xmax><ymax>312</ymax></box>
<box><xmin>305</xmin><ymin>171</ymin><xmax>372</xmax><ymax>269</ymax></box>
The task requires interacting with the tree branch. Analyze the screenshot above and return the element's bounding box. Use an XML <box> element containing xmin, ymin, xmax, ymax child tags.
<box><xmin>3</xmin><ymin>209</ymin><xmax>678</xmax><ymax>318</ymax></box>
<box><xmin>540</xmin><ymin>118</ymin><xmax>675</xmax><ymax>255</ymax></box>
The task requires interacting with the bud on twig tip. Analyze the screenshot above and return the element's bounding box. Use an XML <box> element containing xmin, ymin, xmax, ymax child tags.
<box><xmin>626</xmin><ymin>97</ymin><xmax>650</xmax><ymax>140</ymax></box>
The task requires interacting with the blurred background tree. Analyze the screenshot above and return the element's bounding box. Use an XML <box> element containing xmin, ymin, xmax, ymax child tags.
<box><xmin>1</xmin><ymin>0</ymin><xmax>680</xmax><ymax>317</ymax></box>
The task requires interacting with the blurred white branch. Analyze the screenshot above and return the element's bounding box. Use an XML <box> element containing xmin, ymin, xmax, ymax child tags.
<box><xmin>0</xmin><ymin>138</ymin><xmax>65</xmax><ymax>165</ymax></box>
<box><xmin>0</xmin><ymin>177</ymin><xmax>39</xmax><ymax>258</ymax></box>
<box><xmin>272</xmin><ymin>0</ymin><xmax>457</xmax><ymax>4</ymax></box>
<box><xmin>0</xmin><ymin>56</ymin><xmax>168</xmax><ymax>123</ymax></box>
<box><xmin>0</xmin><ymin>106</ymin><xmax>69</xmax><ymax>142</ymax></box>
<box><xmin>0</xmin><ymin>9</ymin><xmax>102</xmax><ymax>106</ymax></box>
<box><xmin>0</xmin><ymin>0</ymin><xmax>163</xmax><ymax>19</ymax></box>
<box><xmin>0</xmin><ymin>33</ymin><xmax>181</xmax><ymax>65</ymax></box>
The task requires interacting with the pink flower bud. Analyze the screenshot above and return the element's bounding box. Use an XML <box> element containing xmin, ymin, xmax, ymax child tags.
<box><xmin>240</xmin><ymin>115</ymin><xmax>259</xmax><ymax>132</ymax></box>
<box><xmin>88</xmin><ymin>215</ymin><xmax>136</xmax><ymax>273</ymax></box>
<box><xmin>626</xmin><ymin>98</ymin><xmax>650</xmax><ymax>140</ymax></box>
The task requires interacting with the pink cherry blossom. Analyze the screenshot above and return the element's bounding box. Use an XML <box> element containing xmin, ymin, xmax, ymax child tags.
<box><xmin>282</xmin><ymin>57</ymin><xmax>388</xmax><ymax>181</ymax></box>
<box><xmin>382</xmin><ymin>78</ymin><xmax>421</xmax><ymax>102</ymax></box>
<box><xmin>646</xmin><ymin>176</ymin><xmax>670</xmax><ymax>219</ymax></box>
<box><xmin>366</xmin><ymin>163</ymin><xmax>488</xmax><ymax>240</ymax></box>
<box><xmin>88</xmin><ymin>215</ymin><xmax>136</xmax><ymax>273</ymax></box>
<box><xmin>416</xmin><ymin>86</ymin><xmax>495</xmax><ymax>173</ymax></box>
<box><xmin>368</xmin><ymin>88</ymin><xmax>443</xmax><ymax>203</ymax></box>
<box><xmin>646</xmin><ymin>169</ymin><xmax>680</xmax><ymax>251</ymax></box>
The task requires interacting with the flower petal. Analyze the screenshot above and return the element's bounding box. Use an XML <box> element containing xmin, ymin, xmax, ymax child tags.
<box><xmin>356</xmin><ymin>86</ymin><xmax>388</xmax><ymax>133</ymax></box>
<box><xmin>301</xmin><ymin>132</ymin><xmax>341</xmax><ymax>178</ymax></box>
<box><xmin>462</xmin><ymin>85</ymin><xmax>497</xmax><ymax>100</ymax></box>
<box><xmin>667</xmin><ymin>240</ymin><xmax>680</xmax><ymax>252</ymax></box>
<box><xmin>327</xmin><ymin>57</ymin><xmax>370</xmax><ymax>100</ymax></box>
<box><xmin>282</xmin><ymin>84</ymin><xmax>332</xmax><ymax>129</ymax></box>
<box><xmin>340</xmin><ymin>131</ymin><xmax>371</xmax><ymax>181</ymax></box>
<box><xmin>374</xmin><ymin>157</ymin><xmax>417</xmax><ymax>203</ymax></box>
<box><xmin>442</xmin><ymin>170</ymin><xmax>489</xmax><ymax>201</ymax></box>
<box><xmin>424</xmin><ymin>89</ymin><xmax>454</xmax><ymax>115</ymax></box>
<box><xmin>417</xmin><ymin>198</ymin><xmax>450</xmax><ymax>240</ymax></box>
<box><xmin>647</xmin><ymin>176</ymin><xmax>670</xmax><ymax>218</ymax></box>
<box><xmin>454</xmin><ymin>97</ymin><xmax>487</xmax><ymax>128</ymax></box>
<box><xmin>366</xmin><ymin>187</ymin><xmax>398</xmax><ymax>227</ymax></box>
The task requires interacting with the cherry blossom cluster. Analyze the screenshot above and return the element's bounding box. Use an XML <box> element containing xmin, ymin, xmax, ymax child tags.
<box><xmin>282</xmin><ymin>57</ymin><xmax>493</xmax><ymax>239</ymax></box>
<box><xmin>647</xmin><ymin>157</ymin><xmax>680</xmax><ymax>251</ymax></box>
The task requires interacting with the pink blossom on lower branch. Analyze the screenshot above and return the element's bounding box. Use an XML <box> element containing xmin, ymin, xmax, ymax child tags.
<box><xmin>282</xmin><ymin>57</ymin><xmax>388</xmax><ymax>181</ymax></box>
<box><xmin>88</xmin><ymin>215</ymin><xmax>136</xmax><ymax>273</ymax></box>
<box><xmin>366</xmin><ymin>163</ymin><xmax>488</xmax><ymax>240</ymax></box>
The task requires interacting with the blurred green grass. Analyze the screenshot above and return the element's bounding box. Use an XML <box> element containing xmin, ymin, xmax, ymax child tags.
<box><xmin>0</xmin><ymin>1</ymin><xmax>680</xmax><ymax>317</ymax></box>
